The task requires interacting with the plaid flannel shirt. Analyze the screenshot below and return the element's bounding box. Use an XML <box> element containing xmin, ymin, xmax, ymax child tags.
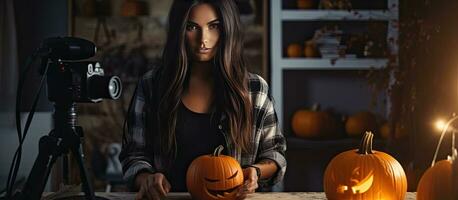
<box><xmin>120</xmin><ymin>67</ymin><xmax>287</xmax><ymax>190</ymax></box>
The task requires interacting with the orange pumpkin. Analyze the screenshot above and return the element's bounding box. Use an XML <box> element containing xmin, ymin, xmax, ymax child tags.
<box><xmin>346</xmin><ymin>111</ymin><xmax>377</xmax><ymax>137</ymax></box>
<box><xmin>380</xmin><ymin>122</ymin><xmax>408</xmax><ymax>140</ymax></box>
<box><xmin>324</xmin><ymin>132</ymin><xmax>407</xmax><ymax>200</ymax></box>
<box><xmin>291</xmin><ymin>105</ymin><xmax>338</xmax><ymax>139</ymax></box>
<box><xmin>416</xmin><ymin>117</ymin><xmax>458</xmax><ymax>200</ymax></box>
<box><xmin>121</xmin><ymin>0</ymin><xmax>148</xmax><ymax>16</ymax></box>
<box><xmin>417</xmin><ymin>159</ymin><xmax>457</xmax><ymax>200</ymax></box>
<box><xmin>304</xmin><ymin>40</ymin><xmax>320</xmax><ymax>57</ymax></box>
<box><xmin>297</xmin><ymin>0</ymin><xmax>315</xmax><ymax>9</ymax></box>
<box><xmin>186</xmin><ymin>145</ymin><xmax>243</xmax><ymax>200</ymax></box>
<box><xmin>286</xmin><ymin>43</ymin><xmax>303</xmax><ymax>57</ymax></box>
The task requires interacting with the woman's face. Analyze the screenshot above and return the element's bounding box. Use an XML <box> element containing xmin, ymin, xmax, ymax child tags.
<box><xmin>185</xmin><ymin>3</ymin><xmax>221</xmax><ymax>62</ymax></box>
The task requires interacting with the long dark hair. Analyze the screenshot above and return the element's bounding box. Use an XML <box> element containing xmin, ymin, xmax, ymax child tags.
<box><xmin>157</xmin><ymin>0</ymin><xmax>252</xmax><ymax>158</ymax></box>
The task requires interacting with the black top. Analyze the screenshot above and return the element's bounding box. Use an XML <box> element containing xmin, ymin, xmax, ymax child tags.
<box><xmin>167</xmin><ymin>102</ymin><xmax>227</xmax><ymax>192</ymax></box>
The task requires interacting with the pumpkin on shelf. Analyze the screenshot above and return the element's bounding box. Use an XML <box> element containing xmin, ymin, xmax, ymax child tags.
<box><xmin>291</xmin><ymin>104</ymin><xmax>339</xmax><ymax>139</ymax></box>
<box><xmin>286</xmin><ymin>43</ymin><xmax>303</xmax><ymax>58</ymax></box>
<box><xmin>345</xmin><ymin>111</ymin><xmax>377</xmax><ymax>137</ymax></box>
<box><xmin>304</xmin><ymin>40</ymin><xmax>320</xmax><ymax>57</ymax></box>
<box><xmin>297</xmin><ymin>0</ymin><xmax>315</xmax><ymax>9</ymax></box>
<box><xmin>319</xmin><ymin>0</ymin><xmax>352</xmax><ymax>10</ymax></box>
<box><xmin>324</xmin><ymin>132</ymin><xmax>407</xmax><ymax>200</ymax></box>
<box><xmin>186</xmin><ymin>145</ymin><xmax>243</xmax><ymax>200</ymax></box>
<box><xmin>120</xmin><ymin>0</ymin><xmax>148</xmax><ymax>17</ymax></box>
<box><xmin>416</xmin><ymin>117</ymin><xmax>458</xmax><ymax>200</ymax></box>
<box><xmin>380</xmin><ymin>122</ymin><xmax>408</xmax><ymax>140</ymax></box>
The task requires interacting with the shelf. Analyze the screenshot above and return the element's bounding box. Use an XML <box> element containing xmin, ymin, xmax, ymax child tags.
<box><xmin>282</xmin><ymin>10</ymin><xmax>398</xmax><ymax>21</ymax></box>
<box><xmin>269</xmin><ymin>0</ymin><xmax>398</xmax><ymax>128</ymax></box>
<box><xmin>280</xmin><ymin>58</ymin><xmax>388</xmax><ymax>70</ymax></box>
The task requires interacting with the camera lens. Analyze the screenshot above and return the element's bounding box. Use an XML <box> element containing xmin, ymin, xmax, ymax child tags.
<box><xmin>108</xmin><ymin>76</ymin><xmax>122</xmax><ymax>99</ymax></box>
<box><xmin>88</xmin><ymin>75</ymin><xmax>122</xmax><ymax>100</ymax></box>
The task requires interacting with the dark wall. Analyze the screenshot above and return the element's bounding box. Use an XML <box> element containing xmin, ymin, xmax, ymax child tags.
<box><xmin>395</xmin><ymin>0</ymin><xmax>458</xmax><ymax>190</ymax></box>
<box><xmin>14</xmin><ymin>0</ymin><xmax>68</xmax><ymax>111</ymax></box>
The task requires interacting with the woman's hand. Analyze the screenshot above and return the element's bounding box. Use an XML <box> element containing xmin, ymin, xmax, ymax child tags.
<box><xmin>235</xmin><ymin>167</ymin><xmax>259</xmax><ymax>200</ymax></box>
<box><xmin>135</xmin><ymin>172</ymin><xmax>171</xmax><ymax>200</ymax></box>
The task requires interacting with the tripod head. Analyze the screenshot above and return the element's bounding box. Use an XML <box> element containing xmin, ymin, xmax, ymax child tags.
<box><xmin>47</xmin><ymin>60</ymin><xmax>122</xmax><ymax>103</ymax></box>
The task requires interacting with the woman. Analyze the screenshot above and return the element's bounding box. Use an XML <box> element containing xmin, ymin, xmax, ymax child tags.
<box><xmin>119</xmin><ymin>0</ymin><xmax>286</xmax><ymax>199</ymax></box>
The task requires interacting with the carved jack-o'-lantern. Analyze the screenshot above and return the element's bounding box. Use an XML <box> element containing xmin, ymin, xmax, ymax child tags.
<box><xmin>324</xmin><ymin>132</ymin><xmax>407</xmax><ymax>200</ymax></box>
<box><xmin>186</xmin><ymin>145</ymin><xmax>244</xmax><ymax>200</ymax></box>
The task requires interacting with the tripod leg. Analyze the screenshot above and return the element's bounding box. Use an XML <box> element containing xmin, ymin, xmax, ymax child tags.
<box><xmin>71</xmin><ymin>142</ymin><xmax>96</xmax><ymax>200</ymax></box>
<box><xmin>16</xmin><ymin>135</ymin><xmax>60</xmax><ymax>200</ymax></box>
<box><xmin>63</xmin><ymin>153</ymin><xmax>69</xmax><ymax>184</ymax></box>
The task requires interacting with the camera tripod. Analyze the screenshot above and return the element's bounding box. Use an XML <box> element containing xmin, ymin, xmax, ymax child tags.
<box><xmin>13</xmin><ymin>102</ymin><xmax>101</xmax><ymax>200</ymax></box>
<box><xmin>7</xmin><ymin>37</ymin><xmax>120</xmax><ymax>200</ymax></box>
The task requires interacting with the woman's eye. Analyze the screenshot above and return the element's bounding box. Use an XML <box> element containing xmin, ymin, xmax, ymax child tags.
<box><xmin>186</xmin><ymin>24</ymin><xmax>198</xmax><ymax>31</ymax></box>
<box><xmin>209</xmin><ymin>23</ymin><xmax>219</xmax><ymax>30</ymax></box>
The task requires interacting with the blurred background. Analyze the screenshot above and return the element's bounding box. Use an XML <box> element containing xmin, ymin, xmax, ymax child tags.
<box><xmin>1</xmin><ymin>0</ymin><xmax>458</xmax><ymax>194</ymax></box>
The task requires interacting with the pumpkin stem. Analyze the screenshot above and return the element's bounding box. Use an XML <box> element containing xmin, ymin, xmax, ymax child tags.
<box><xmin>213</xmin><ymin>145</ymin><xmax>224</xmax><ymax>157</ymax></box>
<box><xmin>368</xmin><ymin>132</ymin><xmax>374</xmax><ymax>153</ymax></box>
<box><xmin>311</xmin><ymin>103</ymin><xmax>320</xmax><ymax>111</ymax></box>
<box><xmin>358</xmin><ymin>132</ymin><xmax>374</xmax><ymax>154</ymax></box>
<box><xmin>357</xmin><ymin>132</ymin><xmax>369</xmax><ymax>154</ymax></box>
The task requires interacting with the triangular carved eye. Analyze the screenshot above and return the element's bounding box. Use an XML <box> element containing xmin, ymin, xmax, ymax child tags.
<box><xmin>204</xmin><ymin>177</ymin><xmax>219</xmax><ymax>182</ymax></box>
<box><xmin>227</xmin><ymin>171</ymin><xmax>238</xmax><ymax>180</ymax></box>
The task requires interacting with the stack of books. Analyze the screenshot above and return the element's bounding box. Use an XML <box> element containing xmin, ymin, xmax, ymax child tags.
<box><xmin>313</xmin><ymin>28</ymin><xmax>356</xmax><ymax>59</ymax></box>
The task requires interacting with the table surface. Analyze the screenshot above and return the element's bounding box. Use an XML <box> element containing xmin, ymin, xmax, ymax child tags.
<box><xmin>43</xmin><ymin>192</ymin><xmax>417</xmax><ymax>200</ymax></box>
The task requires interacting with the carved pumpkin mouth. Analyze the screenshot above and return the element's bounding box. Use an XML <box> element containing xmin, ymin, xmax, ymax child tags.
<box><xmin>206</xmin><ymin>184</ymin><xmax>241</xmax><ymax>198</ymax></box>
<box><xmin>337</xmin><ymin>171</ymin><xmax>374</xmax><ymax>194</ymax></box>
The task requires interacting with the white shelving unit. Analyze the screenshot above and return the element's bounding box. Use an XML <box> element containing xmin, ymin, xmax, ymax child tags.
<box><xmin>280</xmin><ymin>58</ymin><xmax>388</xmax><ymax>69</ymax></box>
<box><xmin>282</xmin><ymin>10</ymin><xmax>398</xmax><ymax>21</ymax></box>
<box><xmin>270</xmin><ymin>0</ymin><xmax>399</xmax><ymax>129</ymax></box>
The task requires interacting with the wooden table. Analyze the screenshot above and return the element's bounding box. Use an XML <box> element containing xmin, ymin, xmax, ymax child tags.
<box><xmin>44</xmin><ymin>192</ymin><xmax>417</xmax><ymax>200</ymax></box>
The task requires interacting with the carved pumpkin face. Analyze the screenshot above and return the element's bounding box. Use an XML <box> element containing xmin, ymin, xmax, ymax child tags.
<box><xmin>186</xmin><ymin>145</ymin><xmax>244</xmax><ymax>200</ymax></box>
<box><xmin>324</xmin><ymin>132</ymin><xmax>407</xmax><ymax>200</ymax></box>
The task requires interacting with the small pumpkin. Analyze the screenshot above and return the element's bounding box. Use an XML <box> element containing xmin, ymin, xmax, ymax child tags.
<box><xmin>324</xmin><ymin>132</ymin><xmax>407</xmax><ymax>200</ymax></box>
<box><xmin>286</xmin><ymin>43</ymin><xmax>303</xmax><ymax>58</ymax></box>
<box><xmin>120</xmin><ymin>0</ymin><xmax>148</xmax><ymax>17</ymax></box>
<box><xmin>380</xmin><ymin>122</ymin><xmax>408</xmax><ymax>140</ymax></box>
<box><xmin>186</xmin><ymin>145</ymin><xmax>243</xmax><ymax>200</ymax></box>
<box><xmin>291</xmin><ymin>104</ymin><xmax>338</xmax><ymax>139</ymax></box>
<box><xmin>345</xmin><ymin>111</ymin><xmax>377</xmax><ymax>137</ymax></box>
<box><xmin>319</xmin><ymin>0</ymin><xmax>352</xmax><ymax>10</ymax></box>
<box><xmin>297</xmin><ymin>0</ymin><xmax>315</xmax><ymax>9</ymax></box>
<box><xmin>304</xmin><ymin>40</ymin><xmax>320</xmax><ymax>57</ymax></box>
<box><xmin>416</xmin><ymin>117</ymin><xmax>458</xmax><ymax>200</ymax></box>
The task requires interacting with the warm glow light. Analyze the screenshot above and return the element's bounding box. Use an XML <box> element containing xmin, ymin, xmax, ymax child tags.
<box><xmin>435</xmin><ymin>119</ymin><xmax>446</xmax><ymax>132</ymax></box>
<box><xmin>336</xmin><ymin>170</ymin><xmax>374</xmax><ymax>194</ymax></box>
